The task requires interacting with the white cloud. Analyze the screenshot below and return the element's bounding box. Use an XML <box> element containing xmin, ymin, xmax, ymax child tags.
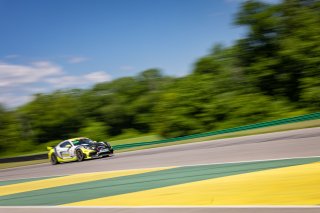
<box><xmin>0</xmin><ymin>61</ymin><xmax>63</xmax><ymax>87</ymax></box>
<box><xmin>67</xmin><ymin>56</ymin><xmax>89</xmax><ymax>64</ymax></box>
<box><xmin>0</xmin><ymin>94</ymin><xmax>34</xmax><ymax>108</ymax></box>
<box><xmin>85</xmin><ymin>71</ymin><xmax>111</xmax><ymax>82</ymax></box>
<box><xmin>0</xmin><ymin>61</ymin><xmax>112</xmax><ymax>108</ymax></box>
<box><xmin>0</xmin><ymin>61</ymin><xmax>63</xmax><ymax>107</ymax></box>
<box><xmin>45</xmin><ymin>71</ymin><xmax>111</xmax><ymax>88</ymax></box>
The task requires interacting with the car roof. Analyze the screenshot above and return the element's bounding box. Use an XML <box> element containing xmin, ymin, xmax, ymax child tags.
<box><xmin>57</xmin><ymin>137</ymin><xmax>91</xmax><ymax>146</ymax></box>
<box><xmin>68</xmin><ymin>137</ymin><xmax>88</xmax><ymax>142</ymax></box>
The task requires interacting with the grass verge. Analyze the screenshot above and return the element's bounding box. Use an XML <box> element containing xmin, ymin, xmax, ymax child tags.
<box><xmin>115</xmin><ymin>119</ymin><xmax>320</xmax><ymax>153</ymax></box>
<box><xmin>109</xmin><ymin>134</ymin><xmax>163</xmax><ymax>146</ymax></box>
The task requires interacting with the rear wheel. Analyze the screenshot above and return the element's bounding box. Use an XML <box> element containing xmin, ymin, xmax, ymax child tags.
<box><xmin>76</xmin><ymin>149</ymin><xmax>85</xmax><ymax>162</ymax></box>
<box><xmin>50</xmin><ymin>154</ymin><xmax>59</xmax><ymax>165</ymax></box>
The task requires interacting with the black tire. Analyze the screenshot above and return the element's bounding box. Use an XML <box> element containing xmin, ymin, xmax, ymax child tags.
<box><xmin>76</xmin><ymin>149</ymin><xmax>85</xmax><ymax>162</ymax></box>
<box><xmin>50</xmin><ymin>154</ymin><xmax>59</xmax><ymax>165</ymax></box>
<box><xmin>106</xmin><ymin>142</ymin><xmax>114</xmax><ymax>155</ymax></box>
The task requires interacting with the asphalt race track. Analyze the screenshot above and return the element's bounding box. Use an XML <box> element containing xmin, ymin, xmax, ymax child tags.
<box><xmin>1</xmin><ymin>127</ymin><xmax>320</xmax><ymax>213</ymax></box>
<box><xmin>1</xmin><ymin>127</ymin><xmax>320</xmax><ymax>180</ymax></box>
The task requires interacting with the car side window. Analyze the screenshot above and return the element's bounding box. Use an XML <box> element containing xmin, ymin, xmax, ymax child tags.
<box><xmin>60</xmin><ymin>141</ymin><xmax>71</xmax><ymax>148</ymax></box>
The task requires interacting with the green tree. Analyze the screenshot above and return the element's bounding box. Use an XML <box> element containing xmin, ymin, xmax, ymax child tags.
<box><xmin>18</xmin><ymin>91</ymin><xmax>83</xmax><ymax>143</ymax></box>
<box><xmin>78</xmin><ymin>121</ymin><xmax>109</xmax><ymax>141</ymax></box>
<box><xmin>235</xmin><ymin>0</ymin><xmax>320</xmax><ymax>105</ymax></box>
<box><xmin>0</xmin><ymin>105</ymin><xmax>28</xmax><ymax>154</ymax></box>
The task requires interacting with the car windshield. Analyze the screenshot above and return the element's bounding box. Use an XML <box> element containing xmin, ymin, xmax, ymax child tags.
<box><xmin>72</xmin><ymin>138</ymin><xmax>93</xmax><ymax>146</ymax></box>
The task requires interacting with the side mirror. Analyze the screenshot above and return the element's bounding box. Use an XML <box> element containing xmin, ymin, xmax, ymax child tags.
<box><xmin>47</xmin><ymin>146</ymin><xmax>53</xmax><ymax>151</ymax></box>
<box><xmin>66</xmin><ymin>144</ymin><xmax>71</xmax><ymax>148</ymax></box>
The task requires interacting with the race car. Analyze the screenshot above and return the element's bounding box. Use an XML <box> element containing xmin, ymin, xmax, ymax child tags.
<box><xmin>47</xmin><ymin>137</ymin><xmax>114</xmax><ymax>165</ymax></box>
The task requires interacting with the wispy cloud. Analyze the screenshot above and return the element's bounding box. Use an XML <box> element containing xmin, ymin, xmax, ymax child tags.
<box><xmin>85</xmin><ymin>71</ymin><xmax>111</xmax><ymax>82</ymax></box>
<box><xmin>0</xmin><ymin>61</ymin><xmax>111</xmax><ymax>108</ymax></box>
<box><xmin>45</xmin><ymin>71</ymin><xmax>111</xmax><ymax>88</ymax></box>
<box><xmin>0</xmin><ymin>61</ymin><xmax>63</xmax><ymax>87</ymax></box>
<box><xmin>119</xmin><ymin>65</ymin><xmax>134</xmax><ymax>71</ymax></box>
<box><xmin>66</xmin><ymin>56</ymin><xmax>89</xmax><ymax>64</ymax></box>
<box><xmin>0</xmin><ymin>94</ymin><xmax>34</xmax><ymax>108</ymax></box>
<box><xmin>4</xmin><ymin>54</ymin><xmax>20</xmax><ymax>59</ymax></box>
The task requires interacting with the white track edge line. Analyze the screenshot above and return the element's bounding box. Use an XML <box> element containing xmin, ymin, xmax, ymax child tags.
<box><xmin>1</xmin><ymin>206</ymin><xmax>320</xmax><ymax>208</ymax></box>
<box><xmin>1</xmin><ymin>155</ymin><xmax>320</xmax><ymax>182</ymax></box>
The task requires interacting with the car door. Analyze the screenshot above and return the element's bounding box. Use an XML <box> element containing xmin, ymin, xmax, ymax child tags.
<box><xmin>68</xmin><ymin>144</ymin><xmax>76</xmax><ymax>157</ymax></box>
<box><xmin>58</xmin><ymin>141</ymin><xmax>73</xmax><ymax>159</ymax></box>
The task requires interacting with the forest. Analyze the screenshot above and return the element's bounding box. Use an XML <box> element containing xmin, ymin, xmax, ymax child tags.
<box><xmin>0</xmin><ymin>0</ymin><xmax>319</xmax><ymax>156</ymax></box>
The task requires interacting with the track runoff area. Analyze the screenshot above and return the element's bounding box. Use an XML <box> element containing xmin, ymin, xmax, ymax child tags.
<box><xmin>1</xmin><ymin>127</ymin><xmax>320</xmax><ymax>212</ymax></box>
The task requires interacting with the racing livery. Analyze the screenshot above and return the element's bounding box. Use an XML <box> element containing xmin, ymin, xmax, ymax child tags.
<box><xmin>47</xmin><ymin>137</ymin><xmax>113</xmax><ymax>165</ymax></box>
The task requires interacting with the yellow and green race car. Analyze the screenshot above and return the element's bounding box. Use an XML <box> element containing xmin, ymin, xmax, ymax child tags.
<box><xmin>47</xmin><ymin>137</ymin><xmax>114</xmax><ymax>165</ymax></box>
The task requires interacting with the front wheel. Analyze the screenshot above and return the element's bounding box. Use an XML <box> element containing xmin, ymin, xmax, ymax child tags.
<box><xmin>105</xmin><ymin>142</ymin><xmax>114</xmax><ymax>154</ymax></box>
<box><xmin>50</xmin><ymin>154</ymin><xmax>59</xmax><ymax>165</ymax></box>
<box><xmin>76</xmin><ymin>149</ymin><xmax>85</xmax><ymax>162</ymax></box>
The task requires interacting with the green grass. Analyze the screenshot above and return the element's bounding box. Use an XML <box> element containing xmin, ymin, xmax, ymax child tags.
<box><xmin>109</xmin><ymin>134</ymin><xmax>163</xmax><ymax>146</ymax></box>
<box><xmin>1</xmin><ymin>119</ymin><xmax>319</xmax><ymax>169</ymax></box>
<box><xmin>0</xmin><ymin>140</ymin><xmax>60</xmax><ymax>158</ymax></box>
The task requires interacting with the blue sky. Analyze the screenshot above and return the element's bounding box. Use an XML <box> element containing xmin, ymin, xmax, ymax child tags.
<box><xmin>0</xmin><ymin>0</ymin><xmax>277</xmax><ymax>107</ymax></box>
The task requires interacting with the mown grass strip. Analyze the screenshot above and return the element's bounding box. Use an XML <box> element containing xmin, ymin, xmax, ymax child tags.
<box><xmin>0</xmin><ymin>157</ymin><xmax>319</xmax><ymax>206</ymax></box>
<box><xmin>74</xmin><ymin>162</ymin><xmax>320</xmax><ymax>206</ymax></box>
<box><xmin>0</xmin><ymin>167</ymin><xmax>169</xmax><ymax>196</ymax></box>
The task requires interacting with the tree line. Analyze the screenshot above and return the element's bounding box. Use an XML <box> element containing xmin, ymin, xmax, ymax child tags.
<box><xmin>0</xmin><ymin>0</ymin><xmax>319</xmax><ymax>155</ymax></box>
